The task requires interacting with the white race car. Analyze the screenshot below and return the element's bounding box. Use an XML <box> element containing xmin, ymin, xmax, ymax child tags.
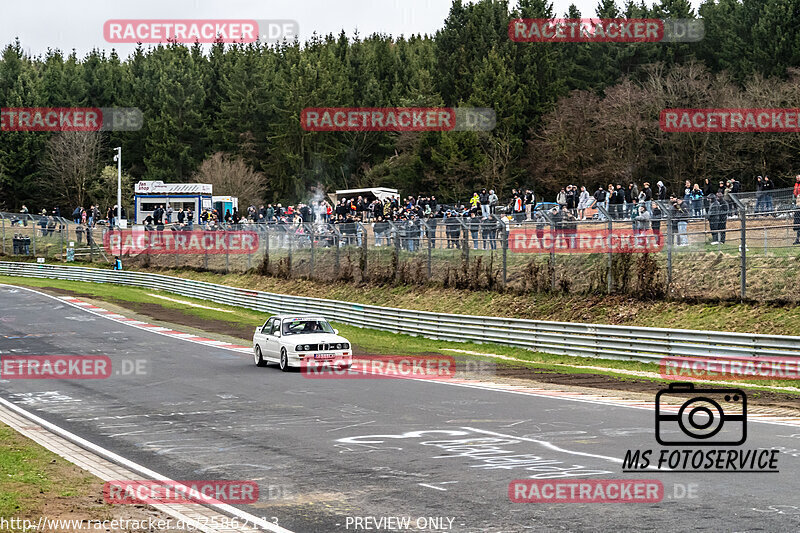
<box><xmin>253</xmin><ymin>315</ymin><xmax>352</xmax><ymax>371</ymax></box>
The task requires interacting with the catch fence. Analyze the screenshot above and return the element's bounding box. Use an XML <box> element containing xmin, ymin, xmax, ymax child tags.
<box><xmin>2</xmin><ymin>187</ymin><xmax>798</xmax><ymax>301</ymax></box>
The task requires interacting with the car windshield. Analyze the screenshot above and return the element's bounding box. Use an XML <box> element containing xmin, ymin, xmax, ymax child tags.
<box><xmin>281</xmin><ymin>319</ymin><xmax>334</xmax><ymax>335</ymax></box>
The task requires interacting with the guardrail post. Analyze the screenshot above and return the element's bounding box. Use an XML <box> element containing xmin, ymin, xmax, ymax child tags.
<box><xmin>359</xmin><ymin>222</ymin><xmax>367</xmax><ymax>281</ymax></box>
<box><xmin>425</xmin><ymin>220</ymin><xmax>432</xmax><ymax>280</ymax></box>
<box><xmin>596</xmin><ymin>205</ymin><xmax>612</xmax><ymax>294</ymax></box>
<box><xmin>225</xmin><ymin>230</ymin><xmax>230</xmax><ymax>273</ymax></box>
<box><xmin>31</xmin><ymin>220</ymin><xmax>37</xmax><ymax>257</ymax></box>
<box><xmin>665</xmin><ymin>204</ymin><xmax>673</xmax><ymax>292</ymax></box>
<box><xmin>310</xmin><ymin>223</ymin><xmax>315</xmax><ymax>279</ymax></box>
<box><xmin>740</xmin><ymin>207</ymin><xmax>747</xmax><ymax>300</ymax></box>
<box><xmin>460</xmin><ymin>218</ymin><xmax>469</xmax><ymax>273</ymax></box>
<box><xmin>287</xmin><ymin>226</ymin><xmax>293</xmax><ymax>278</ymax></box>
<box><xmin>540</xmin><ymin>210</ymin><xmax>557</xmax><ymax>291</ymax></box>
<box><xmin>59</xmin><ymin>222</ymin><xmax>64</xmax><ymax>261</ymax></box>
<box><xmin>607</xmin><ymin>216</ymin><xmax>613</xmax><ymax>294</ymax></box>
<box><xmin>730</xmin><ymin>193</ymin><xmax>746</xmax><ymax>301</ymax></box>
<box><xmin>502</xmin><ymin>219</ymin><xmax>507</xmax><ymax>288</ymax></box>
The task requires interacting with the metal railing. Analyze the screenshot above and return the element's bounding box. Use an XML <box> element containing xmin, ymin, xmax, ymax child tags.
<box><xmin>2</xmin><ymin>261</ymin><xmax>799</xmax><ymax>365</ymax></box>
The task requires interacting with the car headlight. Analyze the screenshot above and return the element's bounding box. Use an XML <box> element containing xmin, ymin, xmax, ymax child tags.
<box><xmin>304</xmin><ymin>345</ymin><xmax>311</xmax><ymax>351</ymax></box>
<box><xmin>295</xmin><ymin>345</ymin><xmax>303</xmax><ymax>351</ymax></box>
<box><xmin>342</xmin><ymin>342</ymin><xmax>350</xmax><ymax>349</ymax></box>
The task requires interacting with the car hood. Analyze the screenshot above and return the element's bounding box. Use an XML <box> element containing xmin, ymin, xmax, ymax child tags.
<box><xmin>282</xmin><ymin>333</ymin><xmax>349</xmax><ymax>345</ymax></box>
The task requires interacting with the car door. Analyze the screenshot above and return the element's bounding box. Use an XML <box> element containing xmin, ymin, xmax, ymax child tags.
<box><xmin>264</xmin><ymin>319</ymin><xmax>282</xmax><ymax>360</ymax></box>
<box><xmin>254</xmin><ymin>318</ymin><xmax>272</xmax><ymax>355</ymax></box>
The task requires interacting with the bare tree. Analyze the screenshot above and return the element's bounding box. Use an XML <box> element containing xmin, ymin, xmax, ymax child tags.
<box><xmin>40</xmin><ymin>132</ymin><xmax>104</xmax><ymax>209</ymax></box>
<box><xmin>193</xmin><ymin>152</ymin><xmax>266</xmax><ymax>208</ymax></box>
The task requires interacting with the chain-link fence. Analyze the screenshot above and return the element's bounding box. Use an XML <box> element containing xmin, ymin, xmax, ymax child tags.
<box><xmin>2</xmin><ymin>187</ymin><xmax>799</xmax><ymax>302</ymax></box>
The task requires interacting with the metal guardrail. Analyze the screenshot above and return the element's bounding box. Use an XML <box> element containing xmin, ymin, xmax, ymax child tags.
<box><xmin>2</xmin><ymin>261</ymin><xmax>799</xmax><ymax>364</ymax></box>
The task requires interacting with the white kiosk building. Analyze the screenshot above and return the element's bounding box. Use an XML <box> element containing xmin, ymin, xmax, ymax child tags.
<box><xmin>133</xmin><ymin>181</ymin><xmax>213</xmax><ymax>224</ymax></box>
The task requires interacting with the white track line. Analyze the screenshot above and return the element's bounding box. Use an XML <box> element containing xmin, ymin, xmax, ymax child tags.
<box><xmin>0</xmin><ymin>285</ymin><xmax>292</xmax><ymax>533</ymax></box>
<box><xmin>146</xmin><ymin>293</ymin><xmax>235</xmax><ymax>313</ymax></box>
<box><xmin>0</xmin><ymin>395</ymin><xmax>293</xmax><ymax>533</ymax></box>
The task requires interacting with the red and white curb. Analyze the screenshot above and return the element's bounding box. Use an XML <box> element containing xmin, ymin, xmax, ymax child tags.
<box><xmin>56</xmin><ymin>295</ymin><xmax>800</xmax><ymax>428</ymax></box>
<box><xmin>60</xmin><ymin>296</ymin><xmax>252</xmax><ymax>353</ymax></box>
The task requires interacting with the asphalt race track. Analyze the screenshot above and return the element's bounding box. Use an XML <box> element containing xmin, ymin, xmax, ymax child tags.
<box><xmin>1</xmin><ymin>285</ymin><xmax>799</xmax><ymax>532</ymax></box>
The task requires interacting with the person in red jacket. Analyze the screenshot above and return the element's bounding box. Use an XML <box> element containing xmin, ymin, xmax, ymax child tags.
<box><xmin>794</xmin><ymin>175</ymin><xmax>800</xmax><ymax>199</ymax></box>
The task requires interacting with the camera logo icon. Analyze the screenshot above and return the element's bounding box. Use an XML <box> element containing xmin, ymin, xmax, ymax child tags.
<box><xmin>655</xmin><ymin>382</ymin><xmax>747</xmax><ymax>446</ymax></box>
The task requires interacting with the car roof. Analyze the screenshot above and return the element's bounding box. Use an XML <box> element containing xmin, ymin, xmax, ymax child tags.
<box><xmin>270</xmin><ymin>315</ymin><xmax>327</xmax><ymax>321</ymax></box>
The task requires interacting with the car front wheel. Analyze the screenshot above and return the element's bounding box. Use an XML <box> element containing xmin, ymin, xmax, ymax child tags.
<box><xmin>254</xmin><ymin>345</ymin><xmax>267</xmax><ymax>367</ymax></box>
<box><xmin>280</xmin><ymin>348</ymin><xmax>290</xmax><ymax>372</ymax></box>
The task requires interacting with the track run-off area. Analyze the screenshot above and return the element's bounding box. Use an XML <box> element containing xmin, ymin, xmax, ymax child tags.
<box><xmin>2</xmin><ymin>284</ymin><xmax>800</xmax><ymax>532</ymax></box>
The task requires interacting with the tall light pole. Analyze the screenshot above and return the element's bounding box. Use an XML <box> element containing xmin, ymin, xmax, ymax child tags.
<box><xmin>113</xmin><ymin>147</ymin><xmax>122</xmax><ymax>227</ymax></box>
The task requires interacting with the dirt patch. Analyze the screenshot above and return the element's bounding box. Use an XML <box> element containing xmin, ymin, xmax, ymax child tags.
<box><xmin>492</xmin><ymin>363</ymin><xmax>800</xmax><ymax>413</ymax></box>
<box><xmin>41</xmin><ymin>286</ymin><xmax>258</xmax><ymax>340</ymax></box>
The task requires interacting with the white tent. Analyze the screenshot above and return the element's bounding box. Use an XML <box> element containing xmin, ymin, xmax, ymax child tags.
<box><xmin>328</xmin><ymin>187</ymin><xmax>399</xmax><ymax>204</ymax></box>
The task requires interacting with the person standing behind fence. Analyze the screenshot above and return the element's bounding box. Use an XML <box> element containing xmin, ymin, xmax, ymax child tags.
<box><xmin>479</xmin><ymin>189</ymin><xmax>490</xmax><ymax>218</ymax></box>
<box><xmin>556</xmin><ymin>188</ymin><xmax>566</xmax><ymax>210</ymax></box>
<box><xmin>512</xmin><ymin>193</ymin><xmax>525</xmax><ymax>222</ymax></box>
<box><xmin>690</xmin><ymin>184</ymin><xmax>704</xmax><ymax>217</ymax></box>
<box><xmin>468</xmin><ymin>211</ymin><xmax>480</xmax><ymax>249</ymax></box>
<box><xmin>657</xmin><ymin>181</ymin><xmax>667</xmax><ymax>201</ymax></box>
<box><xmin>794</xmin><ymin>175</ymin><xmax>800</xmax><ymax>200</ymax></box>
<box><xmin>672</xmin><ymin>199</ymin><xmax>689</xmax><ymax>246</ymax></box>
<box><xmin>525</xmin><ymin>189</ymin><xmax>534</xmax><ymax>220</ymax></box>
<box><xmin>593</xmin><ymin>187</ymin><xmax>606</xmax><ymax>219</ymax></box>
<box><xmin>716</xmin><ymin>192</ymin><xmax>728</xmax><ymax>244</ymax></box>
<box><xmin>634</xmin><ymin>205</ymin><xmax>651</xmax><ymax>235</ymax></box>
<box><xmin>762</xmin><ymin>175</ymin><xmax>774</xmax><ymax>212</ymax></box>
<box><xmin>755</xmin><ymin>176</ymin><xmax>765</xmax><ymax>212</ymax></box>
<box><xmin>683</xmin><ymin>180</ymin><xmax>692</xmax><ymax>204</ymax></box>
<box><xmin>577</xmin><ymin>186</ymin><xmax>591</xmax><ymax>220</ymax></box>
<box><xmin>708</xmin><ymin>194</ymin><xmax>721</xmax><ymax>244</ymax></box>
<box><xmin>626</xmin><ymin>182</ymin><xmax>638</xmax><ymax>218</ymax></box>
<box><xmin>614</xmin><ymin>184</ymin><xmax>626</xmax><ymax>220</ymax></box>
<box><xmin>794</xmin><ymin>196</ymin><xmax>800</xmax><ymax>245</ymax></box>
<box><xmin>651</xmin><ymin>201</ymin><xmax>662</xmax><ymax>244</ymax></box>
<box><xmin>488</xmin><ymin>189</ymin><xmax>499</xmax><ymax>215</ymax></box>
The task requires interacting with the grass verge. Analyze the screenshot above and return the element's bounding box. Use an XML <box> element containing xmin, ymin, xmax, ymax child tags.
<box><xmin>0</xmin><ymin>423</ymin><xmax>110</xmax><ymax>522</ymax></box>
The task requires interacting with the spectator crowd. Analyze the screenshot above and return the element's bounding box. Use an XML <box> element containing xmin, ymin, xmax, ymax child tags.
<box><xmin>6</xmin><ymin>175</ymin><xmax>800</xmax><ymax>254</ymax></box>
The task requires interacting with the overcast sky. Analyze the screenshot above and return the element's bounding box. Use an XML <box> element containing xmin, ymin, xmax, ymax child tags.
<box><xmin>4</xmin><ymin>0</ymin><xmax>703</xmax><ymax>58</ymax></box>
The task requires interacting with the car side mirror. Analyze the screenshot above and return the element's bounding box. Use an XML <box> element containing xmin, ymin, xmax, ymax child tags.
<box><xmin>334</xmin><ymin>329</ymin><xmax>339</xmax><ymax>335</ymax></box>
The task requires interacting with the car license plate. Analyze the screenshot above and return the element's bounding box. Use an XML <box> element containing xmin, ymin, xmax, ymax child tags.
<box><xmin>314</xmin><ymin>353</ymin><xmax>336</xmax><ymax>359</ymax></box>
